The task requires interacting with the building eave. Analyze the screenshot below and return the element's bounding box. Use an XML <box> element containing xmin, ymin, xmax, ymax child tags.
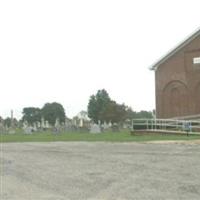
<box><xmin>150</xmin><ymin>27</ymin><xmax>200</xmax><ymax>71</ymax></box>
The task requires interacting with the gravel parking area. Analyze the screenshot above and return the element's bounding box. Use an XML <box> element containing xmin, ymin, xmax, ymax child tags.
<box><xmin>1</xmin><ymin>142</ymin><xmax>200</xmax><ymax>200</ymax></box>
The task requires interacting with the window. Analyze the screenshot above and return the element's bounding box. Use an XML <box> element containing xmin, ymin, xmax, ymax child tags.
<box><xmin>193</xmin><ymin>57</ymin><xmax>200</xmax><ymax>65</ymax></box>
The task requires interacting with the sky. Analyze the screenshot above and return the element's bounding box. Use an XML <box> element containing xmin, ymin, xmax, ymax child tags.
<box><xmin>0</xmin><ymin>0</ymin><xmax>200</xmax><ymax>119</ymax></box>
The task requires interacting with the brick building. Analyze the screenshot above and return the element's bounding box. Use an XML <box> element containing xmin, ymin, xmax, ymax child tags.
<box><xmin>151</xmin><ymin>28</ymin><xmax>200</xmax><ymax>119</ymax></box>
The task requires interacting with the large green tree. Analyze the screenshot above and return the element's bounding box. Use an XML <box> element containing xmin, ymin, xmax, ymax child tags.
<box><xmin>41</xmin><ymin>102</ymin><xmax>65</xmax><ymax>125</ymax></box>
<box><xmin>88</xmin><ymin>89</ymin><xmax>153</xmax><ymax>124</ymax></box>
<box><xmin>102</xmin><ymin>101</ymin><xmax>128</xmax><ymax>123</ymax></box>
<box><xmin>22</xmin><ymin>107</ymin><xmax>41</xmax><ymax>124</ymax></box>
<box><xmin>88</xmin><ymin>89</ymin><xmax>111</xmax><ymax>123</ymax></box>
<box><xmin>88</xmin><ymin>89</ymin><xmax>131</xmax><ymax>123</ymax></box>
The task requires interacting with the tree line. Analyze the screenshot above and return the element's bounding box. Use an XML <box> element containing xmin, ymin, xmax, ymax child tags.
<box><xmin>0</xmin><ymin>89</ymin><xmax>153</xmax><ymax>127</ymax></box>
<box><xmin>0</xmin><ymin>102</ymin><xmax>65</xmax><ymax>127</ymax></box>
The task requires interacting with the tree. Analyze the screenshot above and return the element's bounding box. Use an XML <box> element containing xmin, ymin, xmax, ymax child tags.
<box><xmin>41</xmin><ymin>102</ymin><xmax>65</xmax><ymax>125</ymax></box>
<box><xmin>135</xmin><ymin>110</ymin><xmax>153</xmax><ymax>119</ymax></box>
<box><xmin>102</xmin><ymin>101</ymin><xmax>128</xmax><ymax>123</ymax></box>
<box><xmin>4</xmin><ymin>117</ymin><xmax>11</xmax><ymax>127</ymax></box>
<box><xmin>0</xmin><ymin>116</ymin><xmax>3</xmax><ymax>123</ymax></box>
<box><xmin>88</xmin><ymin>89</ymin><xmax>153</xmax><ymax>124</ymax></box>
<box><xmin>88</xmin><ymin>89</ymin><xmax>131</xmax><ymax>123</ymax></box>
<box><xmin>22</xmin><ymin>107</ymin><xmax>41</xmax><ymax>124</ymax></box>
<box><xmin>125</xmin><ymin>107</ymin><xmax>137</xmax><ymax>120</ymax></box>
<box><xmin>88</xmin><ymin>89</ymin><xmax>111</xmax><ymax>123</ymax></box>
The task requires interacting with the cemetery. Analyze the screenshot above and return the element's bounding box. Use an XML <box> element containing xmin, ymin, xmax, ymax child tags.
<box><xmin>0</xmin><ymin>107</ymin><xmax>200</xmax><ymax>143</ymax></box>
<box><xmin>1</xmin><ymin>29</ymin><xmax>200</xmax><ymax>200</ymax></box>
<box><xmin>1</xmin><ymin>88</ymin><xmax>199</xmax><ymax>142</ymax></box>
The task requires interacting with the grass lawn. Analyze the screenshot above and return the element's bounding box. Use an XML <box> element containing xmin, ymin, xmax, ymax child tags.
<box><xmin>1</xmin><ymin>131</ymin><xmax>200</xmax><ymax>143</ymax></box>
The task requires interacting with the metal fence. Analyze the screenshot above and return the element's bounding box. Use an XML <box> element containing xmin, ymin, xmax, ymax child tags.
<box><xmin>132</xmin><ymin>118</ymin><xmax>200</xmax><ymax>134</ymax></box>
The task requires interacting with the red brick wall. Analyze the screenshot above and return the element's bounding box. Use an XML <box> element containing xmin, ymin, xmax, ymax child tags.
<box><xmin>155</xmin><ymin>35</ymin><xmax>200</xmax><ymax>118</ymax></box>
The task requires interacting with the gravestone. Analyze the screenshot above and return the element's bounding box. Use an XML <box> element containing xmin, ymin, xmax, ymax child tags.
<box><xmin>102</xmin><ymin>121</ymin><xmax>109</xmax><ymax>129</ymax></box>
<box><xmin>53</xmin><ymin>118</ymin><xmax>61</xmax><ymax>134</ymax></box>
<box><xmin>79</xmin><ymin>118</ymin><xmax>83</xmax><ymax>127</ymax></box>
<box><xmin>64</xmin><ymin>119</ymin><xmax>73</xmax><ymax>132</ymax></box>
<box><xmin>24</xmin><ymin>126</ymin><xmax>33</xmax><ymax>134</ymax></box>
<box><xmin>41</xmin><ymin>117</ymin><xmax>45</xmax><ymax>129</ymax></box>
<box><xmin>37</xmin><ymin>121</ymin><xmax>41</xmax><ymax>128</ymax></box>
<box><xmin>45</xmin><ymin>121</ymin><xmax>49</xmax><ymax>128</ymax></box>
<box><xmin>55</xmin><ymin>118</ymin><xmax>60</xmax><ymax>128</ymax></box>
<box><xmin>0</xmin><ymin>121</ymin><xmax>4</xmax><ymax>134</ymax></box>
<box><xmin>90</xmin><ymin>123</ymin><xmax>101</xmax><ymax>134</ymax></box>
<box><xmin>23</xmin><ymin>121</ymin><xmax>28</xmax><ymax>129</ymax></box>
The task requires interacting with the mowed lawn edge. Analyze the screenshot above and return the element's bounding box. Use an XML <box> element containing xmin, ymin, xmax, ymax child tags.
<box><xmin>1</xmin><ymin>131</ymin><xmax>200</xmax><ymax>143</ymax></box>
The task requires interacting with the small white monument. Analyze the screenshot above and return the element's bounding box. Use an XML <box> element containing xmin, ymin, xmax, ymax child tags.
<box><xmin>102</xmin><ymin>121</ymin><xmax>110</xmax><ymax>129</ymax></box>
<box><xmin>55</xmin><ymin>118</ymin><xmax>60</xmax><ymax>128</ymax></box>
<box><xmin>41</xmin><ymin>117</ymin><xmax>45</xmax><ymax>128</ymax></box>
<box><xmin>24</xmin><ymin>126</ymin><xmax>33</xmax><ymax>134</ymax></box>
<box><xmin>23</xmin><ymin>121</ymin><xmax>28</xmax><ymax>129</ymax></box>
<box><xmin>90</xmin><ymin>123</ymin><xmax>101</xmax><ymax>134</ymax></box>
<box><xmin>37</xmin><ymin>121</ymin><xmax>41</xmax><ymax>128</ymax></box>
<box><xmin>45</xmin><ymin>120</ymin><xmax>49</xmax><ymax>128</ymax></box>
<box><xmin>79</xmin><ymin>118</ymin><xmax>83</xmax><ymax>127</ymax></box>
<box><xmin>33</xmin><ymin>122</ymin><xmax>37</xmax><ymax>132</ymax></box>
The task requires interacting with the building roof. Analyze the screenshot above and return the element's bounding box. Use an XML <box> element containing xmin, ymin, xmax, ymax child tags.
<box><xmin>150</xmin><ymin>27</ymin><xmax>200</xmax><ymax>71</ymax></box>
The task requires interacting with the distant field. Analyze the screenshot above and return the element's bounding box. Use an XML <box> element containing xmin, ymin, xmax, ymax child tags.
<box><xmin>1</xmin><ymin>131</ymin><xmax>200</xmax><ymax>143</ymax></box>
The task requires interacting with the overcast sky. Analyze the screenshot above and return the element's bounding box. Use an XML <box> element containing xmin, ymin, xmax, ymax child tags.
<box><xmin>0</xmin><ymin>0</ymin><xmax>200</xmax><ymax>119</ymax></box>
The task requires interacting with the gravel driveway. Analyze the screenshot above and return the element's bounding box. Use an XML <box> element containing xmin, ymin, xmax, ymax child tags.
<box><xmin>1</xmin><ymin>141</ymin><xmax>200</xmax><ymax>200</ymax></box>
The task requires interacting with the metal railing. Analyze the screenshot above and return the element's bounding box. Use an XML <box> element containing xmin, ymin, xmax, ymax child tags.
<box><xmin>132</xmin><ymin>118</ymin><xmax>200</xmax><ymax>134</ymax></box>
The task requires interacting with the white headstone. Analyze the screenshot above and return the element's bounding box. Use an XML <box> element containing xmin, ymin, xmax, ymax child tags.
<box><xmin>23</xmin><ymin>121</ymin><xmax>28</xmax><ymax>129</ymax></box>
<box><xmin>33</xmin><ymin>123</ymin><xmax>37</xmax><ymax>131</ymax></box>
<box><xmin>41</xmin><ymin>117</ymin><xmax>45</xmax><ymax>128</ymax></box>
<box><xmin>55</xmin><ymin>118</ymin><xmax>60</xmax><ymax>128</ymax></box>
<box><xmin>90</xmin><ymin>123</ymin><xmax>101</xmax><ymax>134</ymax></box>
<box><xmin>24</xmin><ymin>126</ymin><xmax>33</xmax><ymax>134</ymax></box>
<box><xmin>79</xmin><ymin>119</ymin><xmax>83</xmax><ymax>127</ymax></box>
<box><xmin>102</xmin><ymin>121</ymin><xmax>109</xmax><ymax>129</ymax></box>
<box><xmin>37</xmin><ymin>121</ymin><xmax>41</xmax><ymax>128</ymax></box>
<box><xmin>45</xmin><ymin>121</ymin><xmax>49</xmax><ymax>128</ymax></box>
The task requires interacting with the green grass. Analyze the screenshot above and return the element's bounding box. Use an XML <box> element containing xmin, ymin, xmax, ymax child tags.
<box><xmin>1</xmin><ymin>131</ymin><xmax>200</xmax><ymax>143</ymax></box>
